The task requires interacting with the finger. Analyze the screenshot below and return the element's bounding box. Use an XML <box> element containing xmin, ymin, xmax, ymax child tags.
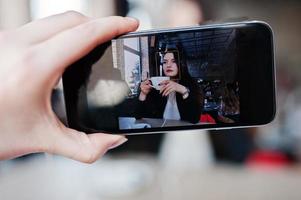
<box><xmin>142</xmin><ymin>85</ymin><xmax>151</xmax><ymax>91</ymax></box>
<box><xmin>163</xmin><ymin>89</ymin><xmax>172</xmax><ymax>96</ymax></box>
<box><xmin>160</xmin><ymin>83</ymin><xmax>170</xmax><ymax>93</ymax></box>
<box><xmin>32</xmin><ymin>16</ymin><xmax>139</xmax><ymax>86</ymax></box>
<box><xmin>164</xmin><ymin>82</ymin><xmax>171</xmax><ymax>87</ymax></box>
<box><xmin>160</xmin><ymin>80</ymin><xmax>169</xmax><ymax>85</ymax></box>
<box><xmin>159</xmin><ymin>82</ymin><xmax>170</xmax><ymax>91</ymax></box>
<box><xmin>142</xmin><ymin>80</ymin><xmax>150</xmax><ymax>86</ymax></box>
<box><xmin>50</xmin><ymin>127</ymin><xmax>127</xmax><ymax>163</ymax></box>
<box><xmin>17</xmin><ymin>11</ymin><xmax>90</xmax><ymax>44</ymax></box>
<box><xmin>160</xmin><ymin>86</ymin><xmax>165</xmax><ymax>94</ymax></box>
<box><xmin>144</xmin><ymin>80</ymin><xmax>151</xmax><ymax>85</ymax></box>
<box><xmin>163</xmin><ymin>86</ymin><xmax>173</xmax><ymax>96</ymax></box>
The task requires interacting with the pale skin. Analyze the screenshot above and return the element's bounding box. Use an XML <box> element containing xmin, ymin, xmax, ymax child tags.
<box><xmin>0</xmin><ymin>11</ymin><xmax>139</xmax><ymax>163</ymax></box>
<box><xmin>139</xmin><ymin>52</ymin><xmax>188</xmax><ymax>101</ymax></box>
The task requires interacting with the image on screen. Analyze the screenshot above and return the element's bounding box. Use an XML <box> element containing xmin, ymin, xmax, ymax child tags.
<box><xmin>83</xmin><ymin>28</ymin><xmax>240</xmax><ymax>131</ymax></box>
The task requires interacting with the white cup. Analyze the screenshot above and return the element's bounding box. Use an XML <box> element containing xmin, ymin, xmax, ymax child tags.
<box><xmin>150</xmin><ymin>76</ymin><xmax>170</xmax><ymax>90</ymax></box>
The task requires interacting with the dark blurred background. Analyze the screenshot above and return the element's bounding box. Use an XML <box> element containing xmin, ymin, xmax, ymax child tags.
<box><xmin>1</xmin><ymin>0</ymin><xmax>301</xmax><ymax>200</ymax></box>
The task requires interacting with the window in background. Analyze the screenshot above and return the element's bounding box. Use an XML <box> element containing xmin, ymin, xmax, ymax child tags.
<box><xmin>30</xmin><ymin>0</ymin><xmax>87</xmax><ymax>19</ymax></box>
<box><xmin>127</xmin><ymin>0</ymin><xmax>152</xmax><ymax>30</ymax></box>
<box><xmin>123</xmin><ymin>38</ymin><xmax>141</xmax><ymax>96</ymax></box>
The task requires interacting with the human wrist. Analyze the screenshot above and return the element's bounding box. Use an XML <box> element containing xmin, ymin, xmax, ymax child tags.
<box><xmin>182</xmin><ymin>87</ymin><xmax>190</xmax><ymax>99</ymax></box>
<box><xmin>177</xmin><ymin>85</ymin><xmax>187</xmax><ymax>95</ymax></box>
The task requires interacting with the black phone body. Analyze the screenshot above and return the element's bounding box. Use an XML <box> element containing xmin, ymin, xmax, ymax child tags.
<box><xmin>63</xmin><ymin>21</ymin><xmax>276</xmax><ymax>134</ymax></box>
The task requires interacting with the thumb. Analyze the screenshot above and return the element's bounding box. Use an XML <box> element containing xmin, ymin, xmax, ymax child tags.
<box><xmin>49</xmin><ymin>127</ymin><xmax>127</xmax><ymax>163</ymax></box>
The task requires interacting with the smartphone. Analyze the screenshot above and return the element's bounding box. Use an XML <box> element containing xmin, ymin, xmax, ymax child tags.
<box><xmin>62</xmin><ymin>21</ymin><xmax>276</xmax><ymax>134</ymax></box>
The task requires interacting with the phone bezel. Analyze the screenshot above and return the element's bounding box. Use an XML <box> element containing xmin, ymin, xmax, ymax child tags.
<box><xmin>62</xmin><ymin>21</ymin><xmax>276</xmax><ymax>135</ymax></box>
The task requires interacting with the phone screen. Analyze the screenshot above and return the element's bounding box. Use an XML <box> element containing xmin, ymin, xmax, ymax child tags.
<box><xmin>63</xmin><ymin>22</ymin><xmax>275</xmax><ymax>134</ymax></box>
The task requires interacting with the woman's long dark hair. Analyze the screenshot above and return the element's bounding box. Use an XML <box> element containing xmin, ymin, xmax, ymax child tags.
<box><xmin>162</xmin><ymin>45</ymin><xmax>192</xmax><ymax>80</ymax></box>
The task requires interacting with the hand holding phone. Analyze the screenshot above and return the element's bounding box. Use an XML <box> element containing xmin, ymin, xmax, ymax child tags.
<box><xmin>0</xmin><ymin>13</ymin><xmax>139</xmax><ymax>162</ymax></box>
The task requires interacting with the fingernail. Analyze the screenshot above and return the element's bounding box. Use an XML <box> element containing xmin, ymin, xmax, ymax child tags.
<box><xmin>125</xmin><ymin>17</ymin><xmax>139</xmax><ymax>23</ymax></box>
<box><xmin>108</xmin><ymin>137</ymin><xmax>128</xmax><ymax>150</ymax></box>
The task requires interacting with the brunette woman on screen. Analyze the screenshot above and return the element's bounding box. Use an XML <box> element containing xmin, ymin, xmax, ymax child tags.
<box><xmin>136</xmin><ymin>50</ymin><xmax>203</xmax><ymax>124</ymax></box>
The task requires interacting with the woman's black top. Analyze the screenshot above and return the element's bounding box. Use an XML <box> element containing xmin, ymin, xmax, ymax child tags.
<box><xmin>135</xmin><ymin>80</ymin><xmax>202</xmax><ymax>124</ymax></box>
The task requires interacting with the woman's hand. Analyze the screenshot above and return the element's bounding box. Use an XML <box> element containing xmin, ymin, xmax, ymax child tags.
<box><xmin>159</xmin><ymin>80</ymin><xmax>187</xmax><ymax>96</ymax></box>
<box><xmin>139</xmin><ymin>79</ymin><xmax>152</xmax><ymax>101</ymax></box>
<box><xmin>0</xmin><ymin>11</ymin><xmax>139</xmax><ymax>163</ymax></box>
